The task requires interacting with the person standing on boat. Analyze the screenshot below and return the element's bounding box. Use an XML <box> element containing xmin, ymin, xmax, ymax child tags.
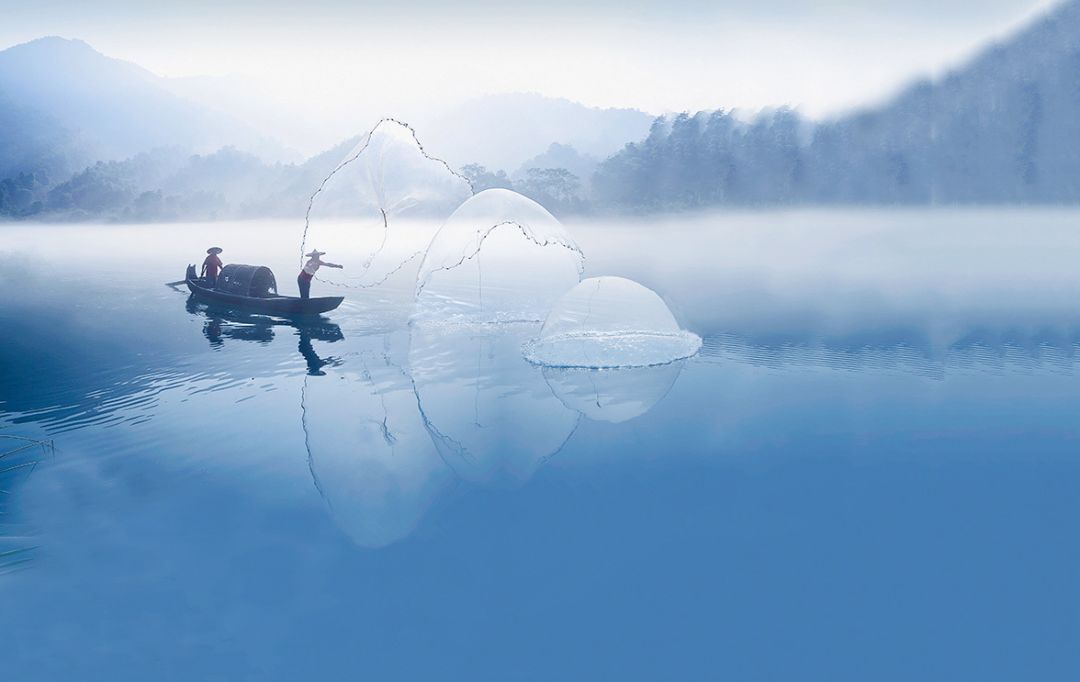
<box><xmin>201</xmin><ymin>247</ymin><xmax>224</xmax><ymax>287</ymax></box>
<box><xmin>298</xmin><ymin>250</ymin><xmax>343</xmax><ymax>299</ymax></box>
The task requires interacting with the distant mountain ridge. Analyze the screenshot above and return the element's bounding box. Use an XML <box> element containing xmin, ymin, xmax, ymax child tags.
<box><xmin>594</xmin><ymin>0</ymin><xmax>1080</xmax><ymax>208</ymax></box>
<box><xmin>0</xmin><ymin>38</ymin><xmax>273</xmax><ymax>169</ymax></box>
<box><xmin>0</xmin><ymin>37</ymin><xmax>654</xmax><ymax>219</ymax></box>
<box><xmin>9</xmin><ymin>1</ymin><xmax>1080</xmax><ymax>220</ymax></box>
<box><xmin>515</xmin><ymin>143</ymin><xmax>599</xmax><ymax>187</ymax></box>
<box><xmin>809</xmin><ymin>0</ymin><xmax>1080</xmax><ymax>203</ymax></box>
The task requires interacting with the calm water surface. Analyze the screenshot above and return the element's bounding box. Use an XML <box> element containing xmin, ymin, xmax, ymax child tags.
<box><xmin>2</xmin><ymin>211</ymin><xmax>1080</xmax><ymax>680</ymax></box>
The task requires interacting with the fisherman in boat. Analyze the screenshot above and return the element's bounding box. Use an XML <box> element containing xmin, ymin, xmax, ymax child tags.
<box><xmin>201</xmin><ymin>247</ymin><xmax>224</xmax><ymax>288</ymax></box>
<box><xmin>298</xmin><ymin>250</ymin><xmax>343</xmax><ymax>299</ymax></box>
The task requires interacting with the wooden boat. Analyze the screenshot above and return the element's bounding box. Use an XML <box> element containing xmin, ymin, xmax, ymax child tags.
<box><xmin>185</xmin><ymin>264</ymin><xmax>343</xmax><ymax>316</ymax></box>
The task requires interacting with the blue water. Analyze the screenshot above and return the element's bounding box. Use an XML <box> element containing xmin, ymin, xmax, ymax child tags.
<box><xmin>2</xmin><ymin>213</ymin><xmax>1080</xmax><ymax>680</ymax></box>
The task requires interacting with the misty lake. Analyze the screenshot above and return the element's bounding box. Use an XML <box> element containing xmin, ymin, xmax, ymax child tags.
<box><xmin>2</xmin><ymin>210</ymin><xmax>1080</xmax><ymax>680</ymax></box>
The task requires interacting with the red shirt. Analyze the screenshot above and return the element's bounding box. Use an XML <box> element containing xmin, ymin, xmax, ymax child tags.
<box><xmin>203</xmin><ymin>254</ymin><xmax>223</xmax><ymax>278</ymax></box>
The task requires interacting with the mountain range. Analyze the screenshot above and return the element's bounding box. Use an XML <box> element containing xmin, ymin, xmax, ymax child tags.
<box><xmin>7</xmin><ymin>0</ymin><xmax>1080</xmax><ymax>220</ymax></box>
<box><xmin>0</xmin><ymin>38</ymin><xmax>276</xmax><ymax>177</ymax></box>
<box><xmin>594</xmin><ymin>0</ymin><xmax>1080</xmax><ymax>208</ymax></box>
<box><xmin>416</xmin><ymin>93</ymin><xmax>652</xmax><ymax>171</ymax></box>
<box><xmin>0</xmin><ymin>36</ymin><xmax>653</xmax><ymax>219</ymax></box>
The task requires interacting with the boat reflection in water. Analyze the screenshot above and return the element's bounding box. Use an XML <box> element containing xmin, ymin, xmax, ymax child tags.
<box><xmin>185</xmin><ymin>296</ymin><xmax>344</xmax><ymax>375</ymax></box>
<box><xmin>301</xmin><ymin>321</ymin><xmax>689</xmax><ymax>548</ymax></box>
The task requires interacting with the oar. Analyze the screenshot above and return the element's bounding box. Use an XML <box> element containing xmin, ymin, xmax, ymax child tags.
<box><xmin>165</xmin><ymin>280</ymin><xmax>187</xmax><ymax>286</ymax></box>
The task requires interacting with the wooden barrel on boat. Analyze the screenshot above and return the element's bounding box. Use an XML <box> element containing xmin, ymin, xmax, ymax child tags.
<box><xmin>216</xmin><ymin>264</ymin><xmax>278</xmax><ymax>298</ymax></box>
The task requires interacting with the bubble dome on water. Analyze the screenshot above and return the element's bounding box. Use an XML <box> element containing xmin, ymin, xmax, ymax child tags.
<box><xmin>301</xmin><ymin>119</ymin><xmax>472</xmax><ymax>288</ymax></box>
<box><xmin>524</xmin><ymin>276</ymin><xmax>702</xmax><ymax>368</ymax></box>
<box><xmin>414</xmin><ymin>188</ymin><xmax>585</xmax><ymax>323</ymax></box>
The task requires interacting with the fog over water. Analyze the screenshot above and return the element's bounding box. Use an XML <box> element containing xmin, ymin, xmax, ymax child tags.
<box><xmin>4</xmin><ymin>0</ymin><xmax>1080</xmax><ymax>677</ymax></box>
<box><xmin>2</xmin><ymin>210</ymin><xmax>1080</xmax><ymax>678</ymax></box>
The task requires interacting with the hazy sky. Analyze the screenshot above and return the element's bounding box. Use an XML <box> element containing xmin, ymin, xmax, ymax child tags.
<box><xmin>0</xmin><ymin>0</ymin><xmax>1062</xmax><ymax>119</ymax></box>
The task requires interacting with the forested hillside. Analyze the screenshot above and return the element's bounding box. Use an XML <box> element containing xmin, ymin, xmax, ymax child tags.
<box><xmin>594</xmin><ymin>0</ymin><xmax>1080</xmax><ymax>209</ymax></box>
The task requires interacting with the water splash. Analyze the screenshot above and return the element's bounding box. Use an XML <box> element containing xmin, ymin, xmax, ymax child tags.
<box><xmin>541</xmin><ymin>362</ymin><xmax>686</xmax><ymax>423</ymax></box>
<box><xmin>300</xmin><ymin>118</ymin><xmax>473</xmax><ymax>289</ymax></box>
<box><xmin>414</xmin><ymin>189</ymin><xmax>585</xmax><ymax>324</ymax></box>
<box><xmin>524</xmin><ymin>276</ymin><xmax>702</xmax><ymax>368</ymax></box>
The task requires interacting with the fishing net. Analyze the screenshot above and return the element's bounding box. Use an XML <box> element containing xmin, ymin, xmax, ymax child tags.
<box><xmin>414</xmin><ymin>188</ymin><xmax>585</xmax><ymax>323</ymax></box>
<box><xmin>524</xmin><ymin>276</ymin><xmax>702</xmax><ymax>368</ymax></box>
<box><xmin>300</xmin><ymin>119</ymin><xmax>472</xmax><ymax>289</ymax></box>
<box><xmin>541</xmin><ymin>362</ymin><xmax>686</xmax><ymax>423</ymax></box>
<box><xmin>409</xmin><ymin>322</ymin><xmax>580</xmax><ymax>486</ymax></box>
<box><xmin>301</xmin><ymin>336</ymin><xmax>454</xmax><ymax>548</ymax></box>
